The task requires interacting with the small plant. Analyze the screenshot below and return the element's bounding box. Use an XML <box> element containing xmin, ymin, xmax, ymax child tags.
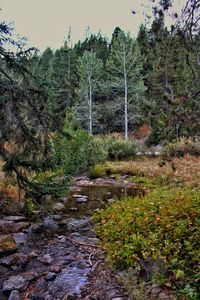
<box><xmin>89</xmin><ymin>164</ymin><xmax>107</xmax><ymax>179</ymax></box>
<box><xmin>179</xmin><ymin>284</ymin><xmax>199</xmax><ymax>300</ymax></box>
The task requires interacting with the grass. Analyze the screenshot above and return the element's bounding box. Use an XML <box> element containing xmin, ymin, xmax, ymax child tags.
<box><xmin>104</xmin><ymin>155</ymin><xmax>200</xmax><ymax>188</ymax></box>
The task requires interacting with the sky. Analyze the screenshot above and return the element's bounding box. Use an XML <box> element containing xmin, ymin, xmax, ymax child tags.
<box><xmin>0</xmin><ymin>0</ymin><xmax>185</xmax><ymax>51</ymax></box>
<box><xmin>0</xmin><ymin>0</ymin><xmax>148</xmax><ymax>51</ymax></box>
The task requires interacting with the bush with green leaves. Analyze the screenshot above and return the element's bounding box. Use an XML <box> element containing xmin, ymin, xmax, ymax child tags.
<box><xmin>94</xmin><ymin>187</ymin><xmax>200</xmax><ymax>293</ymax></box>
<box><xmin>103</xmin><ymin>136</ymin><xmax>139</xmax><ymax>160</ymax></box>
<box><xmin>53</xmin><ymin>127</ymin><xmax>108</xmax><ymax>176</ymax></box>
<box><xmin>161</xmin><ymin>138</ymin><xmax>200</xmax><ymax>158</ymax></box>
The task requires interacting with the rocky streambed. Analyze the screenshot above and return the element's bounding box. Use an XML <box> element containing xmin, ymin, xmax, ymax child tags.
<box><xmin>0</xmin><ymin>176</ymin><xmax>144</xmax><ymax>300</ymax></box>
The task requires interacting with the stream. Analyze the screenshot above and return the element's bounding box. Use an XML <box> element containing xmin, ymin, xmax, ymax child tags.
<box><xmin>0</xmin><ymin>176</ymin><xmax>144</xmax><ymax>300</ymax></box>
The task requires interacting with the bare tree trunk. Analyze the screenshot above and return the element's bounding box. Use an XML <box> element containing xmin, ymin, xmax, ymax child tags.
<box><xmin>88</xmin><ymin>76</ymin><xmax>92</xmax><ymax>135</ymax></box>
<box><xmin>123</xmin><ymin>45</ymin><xmax>128</xmax><ymax>140</ymax></box>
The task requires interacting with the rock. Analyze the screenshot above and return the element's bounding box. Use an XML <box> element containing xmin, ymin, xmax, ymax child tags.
<box><xmin>68</xmin><ymin>207</ymin><xmax>78</xmax><ymax>212</ymax></box>
<box><xmin>76</xmin><ymin>197</ymin><xmax>88</xmax><ymax>204</ymax></box>
<box><xmin>29</xmin><ymin>223</ymin><xmax>43</xmax><ymax>233</ymax></box>
<box><xmin>0</xmin><ymin>253</ymin><xmax>27</xmax><ymax>267</ymax></box>
<box><xmin>3</xmin><ymin>216</ymin><xmax>27</xmax><ymax>222</ymax></box>
<box><xmin>40</xmin><ymin>254</ymin><xmax>53</xmax><ymax>265</ymax></box>
<box><xmin>13</xmin><ymin>232</ymin><xmax>28</xmax><ymax>247</ymax></box>
<box><xmin>43</xmin><ymin>217</ymin><xmax>59</xmax><ymax>232</ymax></box>
<box><xmin>44</xmin><ymin>292</ymin><xmax>53</xmax><ymax>300</ymax></box>
<box><xmin>8</xmin><ymin>290</ymin><xmax>21</xmax><ymax>300</ymax></box>
<box><xmin>0</xmin><ymin>220</ymin><xmax>30</xmax><ymax>234</ymax></box>
<box><xmin>45</xmin><ymin>272</ymin><xmax>57</xmax><ymax>282</ymax></box>
<box><xmin>50</xmin><ymin>265</ymin><xmax>62</xmax><ymax>273</ymax></box>
<box><xmin>70</xmin><ymin>233</ymin><xmax>99</xmax><ymax>245</ymax></box>
<box><xmin>158</xmin><ymin>292</ymin><xmax>171</xmax><ymax>300</ymax></box>
<box><xmin>72</xmin><ymin>194</ymin><xmax>87</xmax><ymax>199</ymax></box>
<box><xmin>0</xmin><ymin>234</ymin><xmax>17</xmax><ymax>253</ymax></box>
<box><xmin>28</xmin><ymin>250</ymin><xmax>38</xmax><ymax>260</ymax></box>
<box><xmin>23</xmin><ymin>270</ymin><xmax>39</xmax><ymax>281</ymax></box>
<box><xmin>61</xmin><ymin>197</ymin><xmax>68</xmax><ymax>204</ymax></box>
<box><xmin>67</xmin><ymin>218</ymin><xmax>91</xmax><ymax>232</ymax></box>
<box><xmin>14</xmin><ymin>222</ymin><xmax>30</xmax><ymax>232</ymax></box>
<box><xmin>48</xmin><ymin>266</ymin><xmax>89</xmax><ymax>299</ymax></box>
<box><xmin>0</xmin><ymin>220</ymin><xmax>15</xmax><ymax>234</ymax></box>
<box><xmin>52</xmin><ymin>214</ymin><xmax>63</xmax><ymax>222</ymax></box>
<box><xmin>57</xmin><ymin>219</ymin><xmax>67</xmax><ymax>226</ymax></box>
<box><xmin>108</xmin><ymin>198</ymin><xmax>115</xmax><ymax>204</ymax></box>
<box><xmin>58</xmin><ymin>235</ymin><xmax>66</xmax><ymax>243</ymax></box>
<box><xmin>52</xmin><ymin>202</ymin><xmax>66</xmax><ymax>212</ymax></box>
<box><xmin>2</xmin><ymin>275</ymin><xmax>28</xmax><ymax>292</ymax></box>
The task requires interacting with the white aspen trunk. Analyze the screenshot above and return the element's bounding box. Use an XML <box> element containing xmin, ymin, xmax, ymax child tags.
<box><xmin>67</xmin><ymin>50</ymin><xmax>71</xmax><ymax>102</ymax></box>
<box><xmin>123</xmin><ymin>45</ymin><xmax>128</xmax><ymax>140</ymax></box>
<box><xmin>67</xmin><ymin>50</ymin><xmax>71</xmax><ymax>82</ymax></box>
<box><xmin>88</xmin><ymin>76</ymin><xmax>92</xmax><ymax>135</ymax></box>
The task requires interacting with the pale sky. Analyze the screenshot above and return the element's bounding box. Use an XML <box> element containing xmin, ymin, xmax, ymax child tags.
<box><xmin>0</xmin><ymin>0</ymin><xmax>184</xmax><ymax>51</ymax></box>
<box><xmin>0</xmin><ymin>0</ymin><xmax>148</xmax><ymax>50</ymax></box>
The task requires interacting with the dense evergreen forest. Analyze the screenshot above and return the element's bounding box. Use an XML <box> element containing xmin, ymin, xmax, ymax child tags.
<box><xmin>0</xmin><ymin>1</ymin><xmax>200</xmax><ymax>299</ymax></box>
<box><xmin>1</xmin><ymin>0</ymin><xmax>200</xmax><ymax>197</ymax></box>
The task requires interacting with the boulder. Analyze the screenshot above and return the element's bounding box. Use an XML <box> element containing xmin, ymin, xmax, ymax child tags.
<box><xmin>39</xmin><ymin>254</ymin><xmax>53</xmax><ymax>265</ymax></box>
<box><xmin>52</xmin><ymin>202</ymin><xmax>66</xmax><ymax>212</ymax></box>
<box><xmin>0</xmin><ymin>220</ymin><xmax>30</xmax><ymax>234</ymax></box>
<box><xmin>13</xmin><ymin>232</ymin><xmax>28</xmax><ymax>248</ymax></box>
<box><xmin>0</xmin><ymin>235</ymin><xmax>17</xmax><ymax>253</ymax></box>
<box><xmin>0</xmin><ymin>253</ymin><xmax>27</xmax><ymax>267</ymax></box>
<box><xmin>43</xmin><ymin>217</ymin><xmax>59</xmax><ymax>233</ymax></box>
<box><xmin>8</xmin><ymin>290</ymin><xmax>21</xmax><ymax>300</ymax></box>
<box><xmin>45</xmin><ymin>272</ymin><xmax>57</xmax><ymax>282</ymax></box>
<box><xmin>2</xmin><ymin>275</ymin><xmax>28</xmax><ymax>292</ymax></box>
<box><xmin>67</xmin><ymin>218</ymin><xmax>91</xmax><ymax>232</ymax></box>
<box><xmin>3</xmin><ymin>216</ymin><xmax>27</xmax><ymax>222</ymax></box>
<box><xmin>0</xmin><ymin>220</ymin><xmax>15</xmax><ymax>234</ymax></box>
<box><xmin>76</xmin><ymin>197</ymin><xmax>88</xmax><ymax>204</ymax></box>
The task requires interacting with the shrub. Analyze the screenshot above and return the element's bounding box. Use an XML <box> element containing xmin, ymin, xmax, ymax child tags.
<box><xmin>161</xmin><ymin>138</ymin><xmax>200</xmax><ymax>158</ymax></box>
<box><xmin>103</xmin><ymin>136</ymin><xmax>138</xmax><ymax>160</ymax></box>
<box><xmin>53</xmin><ymin>129</ymin><xmax>108</xmax><ymax>176</ymax></box>
<box><xmin>94</xmin><ymin>188</ymin><xmax>200</xmax><ymax>290</ymax></box>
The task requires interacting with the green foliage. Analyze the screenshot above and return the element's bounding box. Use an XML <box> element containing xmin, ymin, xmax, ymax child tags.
<box><xmin>103</xmin><ymin>137</ymin><xmax>138</xmax><ymax>160</ymax></box>
<box><xmin>178</xmin><ymin>284</ymin><xmax>199</xmax><ymax>300</ymax></box>
<box><xmin>94</xmin><ymin>188</ymin><xmax>200</xmax><ymax>291</ymax></box>
<box><xmin>89</xmin><ymin>164</ymin><xmax>108</xmax><ymax>179</ymax></box>
<box><xmin>23</xmin><ymin>198</ymin><xmax>37</xmax><ymax>217</ymax></box>
<box><xmin>161</xmin><ymin>138</ymin><xmax>200</xmax><ymax>158</ymax></box>
<box><xmin>53</xmin><ymin>120</ymin><xmax>107</xmax><ymax>176</ymax></box>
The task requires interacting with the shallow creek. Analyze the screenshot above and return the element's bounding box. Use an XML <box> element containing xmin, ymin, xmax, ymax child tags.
<box><xmin>0</xmin><ymin>176</ymin><xmax>144</xmax><ymax>300</ymax></box>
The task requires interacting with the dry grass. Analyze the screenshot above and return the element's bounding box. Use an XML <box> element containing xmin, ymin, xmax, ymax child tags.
<box><xmin>106</xmin><ymin>155</ymin><xmax>200</xmax><ymax>188</ymax></box>
<box><xmin>0</xmin><ymin>160</ymin><xmax>24</xmax><ymax>213</ymax></box>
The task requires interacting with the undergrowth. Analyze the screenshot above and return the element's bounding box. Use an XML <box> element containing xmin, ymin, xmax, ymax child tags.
<box><xmin>93</xmin><ymin>156</ymin><xmax>200</xmax><ymax>299</ymax></box>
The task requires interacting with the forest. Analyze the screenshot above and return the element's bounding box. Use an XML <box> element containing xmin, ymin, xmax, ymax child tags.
<box><xmin>0</xmin><ymin>0</ymin><xmax>200</xmax><ymax>299</ymax></box>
